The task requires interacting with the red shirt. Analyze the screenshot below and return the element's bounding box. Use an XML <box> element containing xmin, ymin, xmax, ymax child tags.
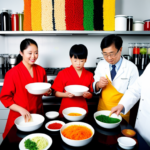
<box><xmin>0</xmin><ymin>62</ymin><xmax>47</xmax><ymax>139</ymax></box>
<box><xmin>51</xmin><ymin>65</ymin><xmax>94</xmax><ymax>117</ymax></box>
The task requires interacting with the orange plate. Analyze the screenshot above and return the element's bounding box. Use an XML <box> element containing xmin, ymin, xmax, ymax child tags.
<box><xmin>121</xmin><ymin>129</ymin><xmax>136</xmax><ymax>137</ymax></box>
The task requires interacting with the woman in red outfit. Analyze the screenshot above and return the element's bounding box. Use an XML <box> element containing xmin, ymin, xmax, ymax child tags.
<box><xmin>0</xmin><ymin>39</ymin><xmax>51</xmax><ymax>139</ymax></box>
<box><xmin>52</xmin><ymin>44</ymin><xmax>94</xmax><ymax>117</ymax></box>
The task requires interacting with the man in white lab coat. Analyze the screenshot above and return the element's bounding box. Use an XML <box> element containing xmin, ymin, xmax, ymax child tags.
<box><xmin>93</xmin><ymin>34</ymin><xmax>139</xmax><ymax>122</ymax></box>
<box><xmin>111</xmin><ymin>63</ymin><xmax>150</xmax><ymax>147</ymax></box>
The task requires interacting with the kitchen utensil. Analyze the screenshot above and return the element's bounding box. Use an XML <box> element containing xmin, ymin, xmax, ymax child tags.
<box><xmin>122</xmin><ymin>129</ymin><xmax>136</xmax><ymax>137</ymax></box>
<box><xmin>62</xmin><ymin>107</ymin><xmax>87</xmax><ymax>121</ymax></box>
<box><xmin>60</xmin><ymin>122</ymin><xmax>94</xmax><ymax>147</ymax></box>
<box><xmin>45</xmin><ymin>111</ymin><xmax>59</xmax><ymax>119</ymax></box>
<box><xmin>65</xmin><ymin>85</ymin><xmax>89</xmax><ymax>96</ymax></box>
<box><xmin>15</xmin><ymin>114</ymin><xmax>45</xmax><ymax>132</ymax></box>
<box><xmin>25</xmin><ymin>82</ymin><xmax>51</xmax><ymax>95</ymax></box>
<box><xmin>109</xmin><ymin>112</ymin><xmax>112</xmax><ymax>117</ymax></box>
<box><xmin>19</xmin><ymin>133</ymin><xmax>52</xmax><ymax>150</ymax></box>
<box><xmin>117</xmin><ymin>137</ymin><xmax>136</xmax><ymax>149</ymax></box>
<box><xmin>94</xmin><ymin>110</ymin><xmax>122</xmax><ymax>129</ymax></box>
<box><xmin>45</xmin><ymin>120</ymin><xmax>65</xmax><ymax>132</ymax></box>
<box><xmin>96</xmin><ymin>57</ymin><xmax>104</xmax><ymax>66</ymax></box>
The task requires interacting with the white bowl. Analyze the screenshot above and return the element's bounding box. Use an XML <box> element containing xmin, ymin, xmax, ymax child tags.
<box><xmin>15</xmin><ymin>114</ymin><xmax>45</xmax><ymax>132</ymax></box>
<box><xmin>45</xmin><ymin>120</ymin><xmax>65</xmax><ymax>132</ymax></box>
<box><xmin>60</xmin><ymin>122</ymin><xmax>94</xmax><ymax>147</ymax></box>
<box><xmin>62</xmin><ymin>107</ymin><xmax>87</xmax><ymax>121</ymax></box>
<box><xmin>94</xmin><ymin>110</ymin><xmax>122</xmax><ymax>129</ymax></box>
<box><xmin>117</xmin><ymin>137</ymin><xmax>136</xmax><ymax>149</ymax></box>
<box><xmin>65</xmin><ymin>85</ymin><xmax>89</xmax><ymax>96</ymax></box>
<box><xmin>45</xmin><ymin>111</ymin><xmax>59</xmax><ymax>119</ymax></box>
<box><xmin>25</xmin><ymin>82</ymin><xmax>51</xmax><ymax>95</ymax></box>
<box><xmin>19</xmin><ymin>133</ymin><xmax>52</xmax><ymax>150</ymax></box>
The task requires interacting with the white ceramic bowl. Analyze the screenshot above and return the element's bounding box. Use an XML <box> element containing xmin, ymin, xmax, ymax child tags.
<box><xmin>60</xmin><ymin>122</ymin><xmax>94</xmax><ymax>147</ymax></box>
<box><xmin>62</xmin><ymin>107</ymin><xmax>87</xmax><ymax>121</ymax></box>
<box><xmin>45</xmin><ymin>111</ymin><xmax>59</xmax><ymax>119</ymax></box>
<box><xmin>25</xmin><ymin>82</ymin><xmax>51</xmax><ymax>95</ymax></box>
<box><xmin>117</xmin><ymin>137</ymin><xmax>136</xmax><ymax>149</ymax></box>
<box><xmin>15</xmin><ymin>114</ymin><xmax>45</xmax><ymax>132</ymax></box>
<box><xmin>45</xmin><ymin>120</ymin><xmax>65</xmax><ymax>132</ymax></box>
<box><xmin>94</xmin><ymin>110</ymin><xmax>122</xmax><ymax>129</ymax></box>
<box><xmin>65</xmin><ymin>85</ymin><xmax>89</xmax><ymax>96</ymax></box>
<box><xmin>19</xmin><ymin>133</ymin><xmax>52</xmax><ymax>150</ymax></box>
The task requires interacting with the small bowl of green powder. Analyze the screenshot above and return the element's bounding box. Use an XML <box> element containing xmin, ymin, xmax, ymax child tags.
<box><xmin>94</xmin><ymin>110</ymin><xmax>122</xmax><ymax>129</ymax></box>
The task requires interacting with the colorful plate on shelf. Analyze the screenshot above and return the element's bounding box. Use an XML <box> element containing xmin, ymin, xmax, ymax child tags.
<box><xmin>19</xmin><ymin>133</ymin><xmax>52</xmax><ymax>150</ymax></box>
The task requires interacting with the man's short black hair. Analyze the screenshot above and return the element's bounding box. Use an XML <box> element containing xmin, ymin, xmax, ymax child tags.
<box><xmin>70</xmin><ymin>44</ymin><xmax>88</xmax><ymax>59</ymax></box>
<box><xmin>101</xmin><ymin>34</ymin><xmax>123</xmax><ymax>51</ymax></box>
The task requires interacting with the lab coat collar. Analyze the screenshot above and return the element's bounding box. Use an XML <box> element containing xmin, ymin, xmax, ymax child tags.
<box><xmin>104</xmin><ymin>57</ymin><xmax>126</xmax><ymax>82</ymax></box>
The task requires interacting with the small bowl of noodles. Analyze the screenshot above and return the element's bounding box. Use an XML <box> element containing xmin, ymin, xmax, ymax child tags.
<box><xmin>60</xmin><ymin>122</ymin><xmax>94</xmax><ymax>147</ymax></box>
<box><xmin>62</xmin><ymin>107</ymin><xmax>87</xmax><ymax>121</ymax></box>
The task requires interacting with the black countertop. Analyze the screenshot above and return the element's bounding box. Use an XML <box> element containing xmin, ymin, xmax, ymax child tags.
<box><xmin>0</xmin><ymin>112</ymin><xmax>149</xmax><ymax>150</ymax></box>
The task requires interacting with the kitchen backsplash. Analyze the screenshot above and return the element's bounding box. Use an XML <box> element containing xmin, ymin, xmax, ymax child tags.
<box><xmin>1</xmin><ymin>35</ymin><xmax>150</xmax><ymax>68</ymax></box>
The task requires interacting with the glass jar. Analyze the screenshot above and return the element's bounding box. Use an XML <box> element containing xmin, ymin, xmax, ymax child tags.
<box><xmin>6</xmin><ymin>9</ymin><xmax>12</xmax><ymax>31</ymax></box>
<box><xmin>127</xmin><ymin>16</ymin><xmax>133</xmax><ymax>31</ymax></box>
<box><xmin>133</xmin><ymin>21</ymin><xmax>144</xmax><ymax>31</ymax></box>
<box><xmin>132</xmin><ymin>43</ymin><xmax>141</xmax><ymax>69</ymax></box>
<box><xmin>128</xmin><ymin>43</ymin><xmax>134</xmax><ymax>58</ymax></box>
<box><xmin>144</xmin><ymin>19</ymin><xmax>150</xmax><ymax>31</ymax></box>
<box><xmin>115</xmin><ymin>15</ymin><xmax>127</xmax><ymax>31</ymax></box>
<box><xmin>1</xmin><ymin>8</ymin><xmax>9</xmax><ymax>31</ymax></box>
<box><xmin>18</xmin><ymin>12</ymin><xmax>24</xmax><ymax>31</ymax></box>
<box><xmin>140</xmin><ymin>43</ymin><xmax>148</xmax><ymax>70</ymax></box>
<box><xmin>11</xmin><ymin>12</ymin><xmax>19</xmax><ymax>31</ymax></box>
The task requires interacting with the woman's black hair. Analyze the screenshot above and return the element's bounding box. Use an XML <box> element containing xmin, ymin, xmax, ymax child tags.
<box><xmin>69</xmin><ymin>44</ymin><xmax>88</xmax><ymax>59</ymax></box>
<box><xmin>100</xmin><ymin>34</ymin><xmax>123</xmax><ymax>51</ymax></box>
<box><xmin>15</xmin><ymin>38</ymin><xmax>38</xmax><ymax>66</ymax></box>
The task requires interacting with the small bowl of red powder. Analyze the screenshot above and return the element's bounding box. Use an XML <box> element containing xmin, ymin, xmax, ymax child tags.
<box><xmin>45</xmin><ymin>120</ymin><xmax>65</xmax><ymax>132</ymax></box>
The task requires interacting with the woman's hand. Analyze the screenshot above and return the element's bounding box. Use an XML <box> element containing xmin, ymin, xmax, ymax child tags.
<box><xmin>83</xmin><ymin>92</ymin><xmax>92</xmax><ymax>99</ymax></box>
<box><xmin>19</xmin><ymin>107</ymin><xmax>31</xmax><ymax>122</ymax></box>
<box><xmin>46</xmin><ymin>88</ymin><xmax>52</xmax><ymax>95</ymax></box>
<box><xmin>111</xmin><ymin>104</ymin><xmax>124</xmax><ymax>116</ymax></box>
<box><xmin>65</xmin><ymin>91</ymin><xmax>74</xmax><ymax>98</ymax></box>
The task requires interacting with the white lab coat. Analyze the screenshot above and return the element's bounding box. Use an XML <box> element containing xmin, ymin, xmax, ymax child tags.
<box><xmin>119</xmin><ymin>63</ymin><xmax>150</xmax><ymax>146</ymax></box>
<box><xmin>93</xmin><ymin>57</ymin><xmax>139</xmax><ymax>94</ymax></box>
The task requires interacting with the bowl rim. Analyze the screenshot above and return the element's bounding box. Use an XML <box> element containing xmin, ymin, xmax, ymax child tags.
<box><xmin>117</xmin><ymin>137</ymin><xmax>136</xmax><ymax>146</ymax></box>
<box><xmin>62</xmin><ymin>107</ymin><xmax>87</xmax><ymax>117</ymax></box>
<box><xmin>14</xmin><ymin>114</ymin><xmax>45</xmax><ymax>127</ymax></box>
<box><xmin>64</xmin><ymin>85</ymin><xmax>89</xmax><ymax>92</ymax></box>
<box><xmin>94</xmin><ymin>110</ymin><xmax>122</xmax><ymax>125</ymax></box>
<box><xmin>25</xmin><ymin>82</ymin><xmax>51</xmax><ymax>91</ymax></box>
<box><xmin>45</xmin><ymin>120</ymin><xmax>65</xmax><ymax>131</ymax></box>
<box><xmin>45</xmin><ymin>111</ymin><xmax>59</xmax><ymax>118</ymax></box>
<box><xmin>60</xmin><ymin>122</ymin><xmax>95</xmax><ymax>141</ymax></box>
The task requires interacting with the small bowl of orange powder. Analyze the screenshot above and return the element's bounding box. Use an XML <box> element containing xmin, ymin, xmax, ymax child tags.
<box><xmin>62</xmin><ymin>107</ymin><xmax>87</xmax><ymax>121</ymax></box>
<box><xmin>60</xmin><ymin>122</ymin><xmax>94</xmax><ymax>147</ymax></box>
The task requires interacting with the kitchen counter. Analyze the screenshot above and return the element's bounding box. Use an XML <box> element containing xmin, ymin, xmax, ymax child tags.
<box><xmin>0</xmin><ymin>112</ymin><xmax>149</xmax><ymax>150</ymax></box>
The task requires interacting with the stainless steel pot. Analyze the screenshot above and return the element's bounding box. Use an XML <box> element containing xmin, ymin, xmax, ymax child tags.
<box><xmin>8</xmin><ymin>54</ymin><xmax>17</xmax><ymax>68</ymax></box>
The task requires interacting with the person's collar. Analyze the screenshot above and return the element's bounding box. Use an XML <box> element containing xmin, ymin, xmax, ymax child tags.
<box><xmin>109</xmin><ymin>57</ymin><xmax>123</xmax><ymax>71</ymax></box>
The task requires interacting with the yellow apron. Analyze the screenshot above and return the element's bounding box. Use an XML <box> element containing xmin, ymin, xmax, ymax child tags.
<box><xmin>97</xmin><ymin>76</ymin><xmax>130</xmax><ymax>123</ymax></box>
